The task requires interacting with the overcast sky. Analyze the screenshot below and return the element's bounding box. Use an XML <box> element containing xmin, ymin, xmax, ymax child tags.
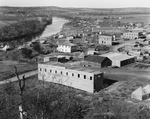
<box><xmin>0</xmin><ymin>0</ymin><xmax>150</xmax><ymax>8</ymax></box>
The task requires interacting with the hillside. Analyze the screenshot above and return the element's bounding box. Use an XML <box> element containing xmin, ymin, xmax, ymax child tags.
<box><xmin>0</xmin><ymin>6</ymin><xmax>150</xmax><ymax>16</ymax></box>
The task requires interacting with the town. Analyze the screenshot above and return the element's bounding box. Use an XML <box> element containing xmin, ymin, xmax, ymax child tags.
<box><xmin>0</xmin><ymin>6</ymin><xmax>150</xmax><ymax>119</ymax></box>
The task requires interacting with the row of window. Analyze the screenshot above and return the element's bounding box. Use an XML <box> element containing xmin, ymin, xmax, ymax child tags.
<box><xmin>39</xmin><ymin>68</ymin><xmax>93</xmax><ymax>80</ymax></box>
<box><xmin>123</xmin><ymin>34</ymin><xmax>138</xmax><ymax>36</ymax></box>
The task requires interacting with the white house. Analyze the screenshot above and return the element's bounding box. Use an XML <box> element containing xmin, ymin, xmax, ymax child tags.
<box><xmin>0</xmin><ymin>45</ymin><xmax>10</xmax><ymax>51</ymax></box>
<box><xmin>123</xmin><ymin>32</ymin><xmax>140</xmax><ymax>39</ymax></box>
<box><xmin>38</xmin><ymin>61</ymin><xmax>104</xmax><ymax>93</ymax></box>
<box><xmin>131</xmin><ymin>84</ymin><xmax>150</xmax><ymax>101</ymax></box>
<box><xmin>98</xmin><ymin>35</ymin><xmax>113</xmax><ymax>45</ymax></box>
<box><xmin>57</xmin><ymin>40</ymin><xmax>77</xmax><ymax>53</ymax></box>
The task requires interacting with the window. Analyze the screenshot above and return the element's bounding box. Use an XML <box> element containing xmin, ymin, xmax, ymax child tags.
<box><xmin>84</xmin><ymin>75</ymin><xmax>86</xmax><ymax>79</ymax></box>
<box><xmin>45</xmin><ymin>69</ymin><xmax>47</xmax><ymax>72</ymax></box>
<box><xmin>61</xmin><ymin>71</ymin><xmax>63</xmax><ymax>74</ymax></box>
<box><xmin>72</xmin><ymin>73</ymin><xmax>74</xmax><ymax>76</ymax></box>
<box><xmin>40</xmin><ymin>68</ymin><xmax>42</xmax><ymax>71</ymax></box>
<box><xmin>78</xmin><ymin>74</ymin><xmax>80</xmax><ymax>78</ymax></box>
<box><xmin>55</xmin><ymin>70</ymin><xmax>57</xmax><ymax>74</ymax></box>
<box><xmin>66</xmin><ymin>72</ymin><xmax>68</xmax><ymax>75</ymax></box>
<box><xmin>90</xmin><ymin>76</ymin><xmax>92</xmax><ymax>80</ymax></box>
<box><xmin>50</xmin><ymin>70</ymin><xmax>52</xmax><ymax>73</ymax></box>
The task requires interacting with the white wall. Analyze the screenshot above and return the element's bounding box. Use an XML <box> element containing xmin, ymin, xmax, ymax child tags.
<box><xmin>123</xmin><ymin>32</ymin><xmax>139</xmax><ymax>39</ymax></box>
<box><xmin>57</xmin><ymin>45</ymin><xmax>71</xmax><ymax>53</ymax></box>
<box><xmin>38</xmin><ymin>64</ymin><xmax>94</xmax><ymax>93</ymax></box>
<box><xmin>99</xmin><ymin>36</ymin><xmax>112</xmax><ymax>45</ymax></box>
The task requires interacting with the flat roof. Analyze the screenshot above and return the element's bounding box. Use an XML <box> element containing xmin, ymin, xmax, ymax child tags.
<box><xmin>39</xmin><ymin>61</ymin><xmax>102</xmax><ymax>74</ymax></box>
<box><xmin>39</xmin><ymin>52</ymin><xmax>73</xmax><ymax>58</ymax></box>
<box><xmin>100</xmin><ymin>52</ymin><xmax>135</xmax><ymax>61</ymax></box>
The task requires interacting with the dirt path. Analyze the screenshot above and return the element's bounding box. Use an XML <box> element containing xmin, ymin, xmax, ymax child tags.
<box><xmin>0</xmin><ymin>70</ymin><xmax>38</xmax><ymax>85</ymax></box>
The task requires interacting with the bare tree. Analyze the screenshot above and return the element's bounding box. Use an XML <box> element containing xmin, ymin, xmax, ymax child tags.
<box><xmin>14</xmin><ymin>66</ymin><xmax>26</xmax><ymax>119</ymax></box>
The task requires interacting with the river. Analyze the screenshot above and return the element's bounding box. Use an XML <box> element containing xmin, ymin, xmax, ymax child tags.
<box><xmin>38</xmin><ymin>17</ymin><xmax>69</xmax><ymax>38</ymax></box>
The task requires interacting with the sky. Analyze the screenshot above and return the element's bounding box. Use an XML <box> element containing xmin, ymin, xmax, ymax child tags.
<box><xmin>0</xmin><ymin>0</ymin><xmax>150</xmax><ymax>8</ymax></box>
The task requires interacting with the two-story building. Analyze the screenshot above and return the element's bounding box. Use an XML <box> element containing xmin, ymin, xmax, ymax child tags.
<box><xmin>98</xmin><ymin>35</ymin><xmax>113</xmax><ymax>45</ymax></box>
<box><xmin>122</xmin><ymin>32</ymin><xmax>140</xmax><ymax>39</ymax></box>
<box><xmin>57</xmin><ymin>40</ymin><xmax>77</xmax><ymax>53</ymax></box>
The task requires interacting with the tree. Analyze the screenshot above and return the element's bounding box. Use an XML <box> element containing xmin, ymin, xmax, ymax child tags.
<box><xmin>14</xmin><ymin>66</ymin><xmax>27</xmax><ymax>119</ymax></box>
<box><xmin>32</xmin><ymin>42</ymin><xmax>42</xmax><ymax>53</ymax></box>
<box><xmin>21</xmin><ymin>48</ymin><xmax>33</xmax><ymax>59</ymax></box>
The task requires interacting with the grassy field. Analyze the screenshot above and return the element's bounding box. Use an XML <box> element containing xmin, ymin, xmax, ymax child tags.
<box><xmin>0</xmin><ymin>15</ymin><xmax>24</xmax><ymax>28</ymax></box>
<box><xmin>0</xmin><ymin>60</ymin><xmax>37</xmax><ymax>81</ymax></box>
<box><xmin>76</xmin><ymin>14</ymin><xmax>150</xmax><ymax>25</ymax></box>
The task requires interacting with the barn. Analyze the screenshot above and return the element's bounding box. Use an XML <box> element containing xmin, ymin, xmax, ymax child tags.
<box><xmin>84</xmin><ymin>55</ymin><xmax>112</xmax><ymax>68</ymax></box>
<box><xmin>100</xmin><ymin>52</ymin><xmax>135</xmax><ymax>67</ymax></box>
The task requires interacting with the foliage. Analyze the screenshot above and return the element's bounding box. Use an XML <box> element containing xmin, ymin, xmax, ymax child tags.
<box><xmin>0</xmin><ymin>17</ymin><xmax>52</xmax><ymax>41</ymax></box>
<box><xmin>32</xmin><ymin>42</ymin><xmax>42</xmax><ymax>53</ymax></box>
<box><xmin>85</xmin><ymin>99</ymin><xmax>150</xmax><ymax>119</ymax></box>
<box><xmin>21</xmin><ymin>48</ymin><xmax>33</xmax><ymax>59</ymax></box>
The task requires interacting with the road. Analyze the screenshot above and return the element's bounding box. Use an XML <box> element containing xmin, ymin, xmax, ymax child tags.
<box><xmin>0</xmin><ymin>70</ymin><xmax>38</xmax><ymax>85</ymax></box>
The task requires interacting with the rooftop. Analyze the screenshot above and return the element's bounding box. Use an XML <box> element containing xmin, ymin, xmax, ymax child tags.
<box><xmin>38</xmin><ymin>52</ymin><xmax>73</xmax><ymax>58</ymax></box>
<box><xmin>100</xmin><ymin>52</ymin><xmax>135</xmax><ymax>61</ymax></box>
<box><xmin>84</xmin><ymin>55</ymin><xmax>107</xmax><ymax>64</ymax></box>
<box><xmin>39</xmin><ymin>61</ymin><xmax>102</xmax><ymax>75</ymax></box>
<box><xmin>57</xmin><ymin>40</ymin><xmax>76</xmax><ymax>46</ymax></box>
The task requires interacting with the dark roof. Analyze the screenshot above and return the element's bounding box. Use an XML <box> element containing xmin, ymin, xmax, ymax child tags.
<box><xmin>84</xmin><ymin>55</ymin><xmax>107</xmax><ymax>64</ymax></box>
<box><xmin>57</xmin><ymin>40</ymin><xmax>76</xmax><ymax>46</ymax></box>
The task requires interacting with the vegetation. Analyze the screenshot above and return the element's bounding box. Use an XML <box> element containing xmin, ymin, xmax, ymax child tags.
<box><xmin>21</xmin><ymin>48</ymin><xmax>33</xmax><ymax>59</ymax></box>
<box><xmin>32</xmin><ymin>42</ymin><xmax>42</xmax><ymax>53</ymax></box>
<box><xmin>0</xmin><ymin>74</ymin><xmax>150</xmax><ymax>119</ymax></box>
<box><xmin>0</xmin><ymin>17</ymin><xmax>52</xmax><ymax>41</ymax></box>
<box><xmin>0</xmin><ymin>61</ymin><xmax>37</xmax><ymax>81</ymax></box>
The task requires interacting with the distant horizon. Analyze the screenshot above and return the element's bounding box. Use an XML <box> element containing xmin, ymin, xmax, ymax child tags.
<box><xmin>1</xmin><ymin>0</ymin><xmax>150</xmax><ymax>9</ymax></box>
<box><xmin>0</xmin><ymin>6</ymin><xmax>150</xmax><ymax>9</ymax></box>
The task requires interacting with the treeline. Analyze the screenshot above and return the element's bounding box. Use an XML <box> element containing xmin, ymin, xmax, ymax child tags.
<box><xmin>0</xmin><ymin>17</ymin><xmax>52</xmax><ymax>41</ymax></box>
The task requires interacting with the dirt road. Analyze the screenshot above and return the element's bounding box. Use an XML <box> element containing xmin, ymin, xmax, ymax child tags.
<box><xmin>0</xmin><ymin>70</ymin><xmax>37</xmax><ymax>85</ymax></box>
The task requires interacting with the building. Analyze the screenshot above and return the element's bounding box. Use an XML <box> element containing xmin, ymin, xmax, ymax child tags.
<box><xmin>84</xmin><ymin>55</ymin><xmax>112</xmax><ymax>68</ymax></box>
<box><xmin>38</xmin><ymin>61</ymin><xmax>104</xmax><ymax>93</ymax></box>
<box><xmin>125</xmin><ymin>44</ymin><xmax>142</xmax><ymax>52</ymax></box>
<box><xmin>131</xmin><ymin>84</ymin><xmax>150</xmax><ymax>101</ymax></box>
<box><xmin>122</xmin><ymin>32</ymin><xmax>140</xmax><ymax>39</ymax></box>
<box><xmin>57</xmin><ymin>40</ymin><xmax>77</xmax><ymax>53</ymax></box>
<box><xmin>100</xmin><ymin>52</ymin><xmax>135</xmax><ymax>67</ymax></box>
<box><xmin>38</xmin><ymin>53</ymin><xmax>73</xmax><ymax>63</ymax></box>
<box><xmin>98</xmin><ymin>35</ymin><xmax>113</xmax><ymax>45</ymax></box>
<box><xmin>92</xmin><ymin>27</ymin><xmax>125</xmax><ymax>35</ymax></box>
<box><xmin>87</xmin><ymin>48</ymin><xmax>99</xmax><ymax>55</ymax></box>
<box><xmin>134</xmin><ymin>22</ymin><xmax>144</xmax><ymax>28</ymax></box>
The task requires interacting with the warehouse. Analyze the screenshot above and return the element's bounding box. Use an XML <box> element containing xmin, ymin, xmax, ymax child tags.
<box><xmin>84</xmin><ymin>55</ymin><xmax>112</xmax><ymax>68</ymax></box>
<box><xmin>101</xmin><ymin>52</ymin><xmax>135</xmax><ymax>67</ymax></box>
<box><xmin>38</xmin><ymin>61</ymin><xmax>104</xmax><ymax>93</ymax></box>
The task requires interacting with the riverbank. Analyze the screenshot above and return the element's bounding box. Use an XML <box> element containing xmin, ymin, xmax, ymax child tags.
<box><xmin>0</xmin><ymin>17</ymin><xmax>52</xmax><ymax>42</ymax></box>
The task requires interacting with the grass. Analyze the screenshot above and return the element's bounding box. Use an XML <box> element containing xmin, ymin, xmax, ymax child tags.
<box><xmin>75</xmin><ymin>14</ymin><xmax>150</xmax><ymax>25</ymax></box>
<box><xmin>0</xmin><ymin>15</ymin><xmax>24</xmax><ymax>21</ymax></box>
<box><xmin>0</xmin><ymin>75</ymin><xmax>91</xmax><ymax>101</ymax></box>
<box><xmin>0</xmin><ymin>15</ymin><xmax>25</xmax><ymax>28</ymax></box>
<box><xmin>0</xmin><ymin>60</ymin><xmax>37</xmax><ymax>81</ymax></box>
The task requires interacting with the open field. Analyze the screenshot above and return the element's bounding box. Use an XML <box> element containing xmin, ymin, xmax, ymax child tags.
<box><xmin>0</xmin><ymin>60</ymin><xmax>37</xmax><ymax>81</ymax></box>
<box><xmin>103</xmin><ymin>66</ymin><xmax>150</xmax><ymax>82</ymax></box>
<box><xmin>76</xmin><ymin>14</ymin><xmax>150</xmax><ymax>25</ymax></box>
<box><xmin>0</xmin><ymin>15</ymin><xmax>24</xmax><ymax>28</ymax></box>
<box><xmin>0</xmin><ymin>20</ymin><xmax>9</xmax><ymax>27</ymax></box>
<box><xmin>0</xmin><ymin>15</ymin><xmax>24</xmax><ymax>21</ymax></box>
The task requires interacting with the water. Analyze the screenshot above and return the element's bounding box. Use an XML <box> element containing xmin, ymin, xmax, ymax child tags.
<box><xmin>39</xmin><ymin>17</ymin><xmax>69</xmax><ymax>38</ymax></box>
